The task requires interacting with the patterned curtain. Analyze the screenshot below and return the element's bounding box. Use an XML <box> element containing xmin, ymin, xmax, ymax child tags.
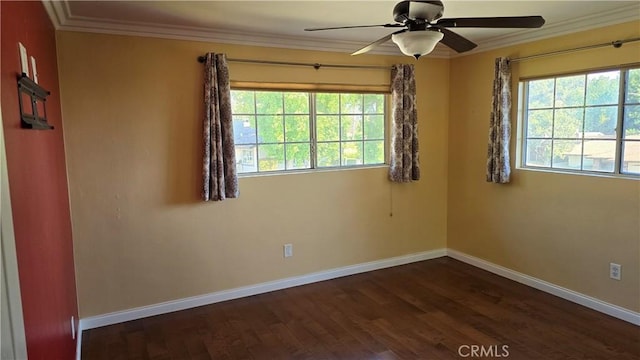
<box><xmin>202</xmin><ymin>53</ymin><xmax>238</xmax><ymax>201</ymax></box>
<box><xmin>389</xmin><ymin>64</ymin><xmax>420</xmax><ymax>183</ymax></box>
<box><xmin>486</xmin><ymin>57</ymin><xmax>512</xmax><ymax>184</ymax></box>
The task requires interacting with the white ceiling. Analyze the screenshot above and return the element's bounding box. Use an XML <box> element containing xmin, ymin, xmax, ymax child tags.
<box><xmin>44</xmin><ymin>1</ymin><xmax>640</xmax><ymax>58</ymax></box>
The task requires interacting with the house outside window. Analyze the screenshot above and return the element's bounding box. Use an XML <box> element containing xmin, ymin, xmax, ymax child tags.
<box><xmin>231</xmin><ymin>90</ymin><xmax>387</xmax><ymax>174</ymax></box>
<box><xmin>518</xmin><ymin>67</ymin><xmax>639</xmax><ymax>177</ymax></box>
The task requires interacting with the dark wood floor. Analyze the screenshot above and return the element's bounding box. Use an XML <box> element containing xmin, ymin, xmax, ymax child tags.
<box><xmin>82</xmin><ymin>257</ymin><xmax>640</xmax><ymax>359</ymax></box>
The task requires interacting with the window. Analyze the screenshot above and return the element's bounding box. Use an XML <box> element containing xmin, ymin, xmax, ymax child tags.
<box><xmin>519</xmin><ymin>67</ymin><xmax>639</xmax><ymax>176</ymax></box>
<box><xmin>231</xmin><ymin>90</ymin><xmax>386</xmax><ymax>174</ymax></box>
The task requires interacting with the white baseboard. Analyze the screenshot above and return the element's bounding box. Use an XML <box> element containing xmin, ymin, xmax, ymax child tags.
<box><xmin>79</xmin><ymin>248</ymin><xmax>447</xmax><ymax>330</ymax></box>
<box><xmin>78</xmin><ymin>246</ymin><xmax>639</xmax><ymax>336</ymax></box>
<box><xmin>447</xmin><ymin>249</ymin><xmax>640</xmax><ymax>326</ymax></box>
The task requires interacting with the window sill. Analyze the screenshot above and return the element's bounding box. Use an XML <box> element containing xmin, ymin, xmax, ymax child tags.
<box><xmin>516</xmin><ymin>166</ymin><xmax>639</xmax><ymax>180</ymax></box>
<box><xmin>238</xmin><ymin>164</ymin><xmax>388</xmax><ymax>178</ymax></box>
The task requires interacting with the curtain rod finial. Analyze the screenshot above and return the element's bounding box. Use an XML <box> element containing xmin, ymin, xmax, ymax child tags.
<box><xmin>198</xmin><ymin>55</ymin><xmax>206</xmax><ymax>63</ymax></box>
<box><xmin>612</xmin><ymin>40</ymin><xmax>623</xmax><ymax>48</ymax></box>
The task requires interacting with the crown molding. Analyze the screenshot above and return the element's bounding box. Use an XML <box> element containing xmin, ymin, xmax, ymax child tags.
<box><xmin>42</xmin><ymin>0</ymin><xmax>638</xmax><ymax>60</ymax></box>
<box><xmin>455</xmin><ymin>2</ymin><xmax>640</xmax><ymax>58</ymax></box>
<box><xmin>40</xmin><ymin>0</ymin><xmax>449</xmax><ymax>59</ymax></box>
<box><xmin>52</xmin><ymin>17</ymin><xmax>452</xmax><ymax>59</ymax></box>
<box><xmin>62</xmin><ymin>22</ymin><xmax>406</xmax><ymax>57</ymax></box>
<box><xmin>42</xmin><ymin>0</ymin><xmax>68</xmax><ymax>29</ymax></box>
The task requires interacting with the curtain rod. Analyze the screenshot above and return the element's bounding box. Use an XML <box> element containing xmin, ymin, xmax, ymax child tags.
<box><xmin>510</xmin><ymin>37</ymin><xmax>640</xmax><ymax>62</ymax></box>
<box><xmin>196</xmin><ymin>56</ymin><xmax>391</xmax><ymax>70</ymax></box>
<box><xmin>197</xmin><ymin>36</ymin><xmax>640</xmax><ymax>66</ymax></box>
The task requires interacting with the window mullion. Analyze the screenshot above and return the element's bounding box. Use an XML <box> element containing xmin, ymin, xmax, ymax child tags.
<box><xmin>359</xmin><ymin>94</ymin><xmax>363</xmax><ymax>164</ymax></box>
<box><xmin>310</xmin><ymin>93</ymin><xmax>317</xmax><ymax>169</ymax></box>
<box><xmin>254</xmin><ymin>92</ymin><xmax>260</xmax><ymax>173</ymax></box>
<box><xmin>550</xmin><ymin>79</ymin><xmax>557</xmax><ymax>168</ymax></box>
<box><xmin>580</xmin><ymin>74</ymin><xmax>587</xmax><ymax>171</ymax></box>
<box><xmin>338</xmin><ymin>95</ymin><xmax>343</xmax><ymax>166</ymax></box>
<box><xmin>282</xmin><ymin>94</ymin><xmax>287</xmax><ymax>170</ymax></box>
<box><xmin>522</xmin><ymin>82</ymin><xmax>530</xmax><ymax>167</ymax></box>
<box><xmin>614</xmin><ymin>70</ymin><xmax>626</xmax><ymax>174</ymax></box>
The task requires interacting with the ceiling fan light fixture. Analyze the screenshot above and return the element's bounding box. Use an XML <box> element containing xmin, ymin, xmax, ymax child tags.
<box><xmin>392</xmin><ymin>30</ymin><xmax>444</xmax><ymax>59</ymax></box>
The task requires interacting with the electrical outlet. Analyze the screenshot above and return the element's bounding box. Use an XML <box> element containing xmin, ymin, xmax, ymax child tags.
<box><xmin>283</xmin><ymin>244</ymin><xmax>293</xmax><ymax>258</ymax></box>
<box><xmin>610</xmin><ymin>263</ymin><xmax>621</xmax><ymax>280</ymax></box>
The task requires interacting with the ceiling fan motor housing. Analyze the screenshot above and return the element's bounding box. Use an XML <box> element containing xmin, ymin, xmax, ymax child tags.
<box><xmin>393</xmin><ymin>0</ymin><xmax>444</xmax><ymax>23</ymax></box>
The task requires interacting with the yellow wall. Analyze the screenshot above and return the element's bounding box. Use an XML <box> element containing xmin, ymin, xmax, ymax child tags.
<box><xmin>56</xmin><ymin>32</ymin><xmax>450</xmax><ymax>317</ymax></box>
<box><xmin>448</xmin><ymin>21</ymin><xmax>640</xmax><ymax>312</ymax></box>
<box><xmin>58</xmin><ymin>20</ymin><xmax>640</xmax><ymax>319</ymax></box>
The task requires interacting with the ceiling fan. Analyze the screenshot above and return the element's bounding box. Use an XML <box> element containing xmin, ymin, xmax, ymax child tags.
<box><xmin>304</xmin><ymin>0</ymin><xmax>545</xmax><ymax>59</ymax></box>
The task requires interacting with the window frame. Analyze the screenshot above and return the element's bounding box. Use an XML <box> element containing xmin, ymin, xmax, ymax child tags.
<box><xmin>231</xmin><ymin>89</ymin><xmax>389</xmax><ymax>176</ymax></box>
<box><xmin>517</xmin><ymin>65</ymin><xmax>640</xmax><ymax>179</ymax></box>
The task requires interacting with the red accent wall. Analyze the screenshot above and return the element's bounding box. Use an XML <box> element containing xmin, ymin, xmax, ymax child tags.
<box><xmin>1</xmin><ymin>2</ymin><xmax>78</xmax><ymax>359</ymax></box>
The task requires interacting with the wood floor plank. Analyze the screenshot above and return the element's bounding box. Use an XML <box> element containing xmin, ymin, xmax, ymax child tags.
<box><xmin>81</xmin><ymin>257</ymin><xmax>640</xmax><ymax>359</ymax></box>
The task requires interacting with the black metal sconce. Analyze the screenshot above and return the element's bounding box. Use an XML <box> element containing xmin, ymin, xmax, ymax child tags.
<box><xmin>17</xmin><ymin>72</ymin><xmax>53</xmax><ymax>130</ymax></box>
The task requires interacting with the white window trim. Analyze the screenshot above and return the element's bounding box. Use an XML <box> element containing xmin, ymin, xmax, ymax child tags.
<box><xmin>232</xmin><ymin>90</ymin><xmax>390</xmax><ymax>177</ymax></box>
<box><xmin>515</xmin><ymin>67</ymin><xmax>639</xmax><ymax>179</ymax></box>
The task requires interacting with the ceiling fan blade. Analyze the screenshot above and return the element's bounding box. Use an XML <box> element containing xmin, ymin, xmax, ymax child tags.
<box><xmin>304</xmin><ymin>24</ymin><xmax>404</xmax><ymax>31</ymax></box>
<box><xmin>351</xmin><ymin>30</ymin><xmax>406</xmax><ymax>56</ymax></box>
<box><xmin>438</xmin><ymin>28</ymin><xmax>477</xmax><ymax>53</ymax></box>
<box><xmin>436</xmin><ymin>16</ymin><xmax>545</xmax><ymax>28</ymax></box>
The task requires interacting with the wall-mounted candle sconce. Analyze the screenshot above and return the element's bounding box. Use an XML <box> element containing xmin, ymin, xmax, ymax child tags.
<box><xmin>17</xmin><ymin>72</ymin><xmax>53</xmax><ymax>130</ymax></box>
